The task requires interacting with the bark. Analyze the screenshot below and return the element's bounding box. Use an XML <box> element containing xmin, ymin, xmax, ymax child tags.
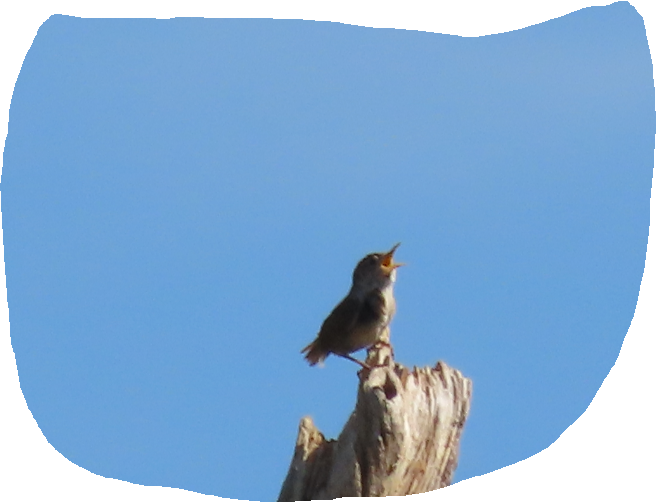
<box><xmin>278</xmin><ymin>343</ymin><xmax>472</xmax><ymax>500</ymax></box>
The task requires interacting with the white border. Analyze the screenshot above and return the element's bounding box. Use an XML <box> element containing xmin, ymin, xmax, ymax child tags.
<box><xmin>1</xmin><ymin>2</ymin><xmax>654</xmax><ymax>502</ymax></box>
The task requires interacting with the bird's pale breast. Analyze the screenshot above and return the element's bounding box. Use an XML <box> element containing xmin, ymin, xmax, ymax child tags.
<box><xmin>345</xmin><ymin>283</ymin><xmax>396</xmax><ymax>353</ymax></box>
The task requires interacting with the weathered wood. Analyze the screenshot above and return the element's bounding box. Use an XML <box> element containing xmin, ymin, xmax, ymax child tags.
<box><xmin>279</xmin><ymin>343</ymin><xmax>472</xmax><ymax>500</ymax></box>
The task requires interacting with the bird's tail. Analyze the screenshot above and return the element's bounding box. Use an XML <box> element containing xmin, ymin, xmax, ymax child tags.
<box><xmin>301</xmin><ymin>340</ymin><xmax>328</xmax><ymax>366</ymax></box>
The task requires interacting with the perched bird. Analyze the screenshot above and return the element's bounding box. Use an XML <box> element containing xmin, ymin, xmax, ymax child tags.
<box><xmin>302</xmin><ymin>243</ymin><xmax>404</xmax><ymax>369</ymax></box>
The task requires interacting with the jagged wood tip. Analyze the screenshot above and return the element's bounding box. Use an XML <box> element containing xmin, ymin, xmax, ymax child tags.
<box><xmin>278</xmin><ymin>344</ymin><xmax>472</xmax><ymax>500</ymax></box>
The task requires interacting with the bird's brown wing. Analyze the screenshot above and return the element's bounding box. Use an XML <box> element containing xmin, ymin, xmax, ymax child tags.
<box><xmin>319</xmin><ymin>295</ymin><xmax>362</xmax><ymax>344</ymax></box>
<box><xmin>358</xmin><ymin>290</ymin><xmax>385</xmax><ymax>325</ymax></box>
<box><xmin>302</xmin><ymin>295</ymin><xmax>361</xmax><ymax>364</ymax></box>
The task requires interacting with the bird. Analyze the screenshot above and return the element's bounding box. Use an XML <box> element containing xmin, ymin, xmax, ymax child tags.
<box><xmin>302</xmin><ymin>243</ymin><xmax>404</xmax><ymax>369</ymax></box>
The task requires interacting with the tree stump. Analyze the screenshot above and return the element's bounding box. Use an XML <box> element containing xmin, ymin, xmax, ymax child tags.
<box><xmin>278</xmin><ymin>343</ymin><xmax>472</xmax><ymax>500</ymax></box>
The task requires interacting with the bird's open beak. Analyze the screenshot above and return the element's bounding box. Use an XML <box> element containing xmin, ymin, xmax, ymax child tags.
<box><xmin>381</xmin><ymin>242</ymin><xmax>404</xmax><ymax>271</ymax></box>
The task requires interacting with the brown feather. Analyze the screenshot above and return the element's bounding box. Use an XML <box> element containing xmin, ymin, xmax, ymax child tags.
<box><xmin>301</xmin><ymin>295</ymin><xmax>361</xmax><ymax>364</ymax></box>
<box><xmin>301</xmin><ymin>340</ymin><xmax>327</xmax><ymax>366</ymax></box>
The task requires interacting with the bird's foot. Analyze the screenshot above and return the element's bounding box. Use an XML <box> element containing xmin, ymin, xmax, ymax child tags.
<box><xmin>370</xmin><ymin>340</ymin><xmax>395</xmax><ymax>363</ymax></box>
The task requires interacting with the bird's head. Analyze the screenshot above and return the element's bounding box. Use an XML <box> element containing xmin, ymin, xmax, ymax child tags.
<box><xmin>351</xmin><ymin>243</ymin><xmax>404</xmax><ymax>293</ymax></box>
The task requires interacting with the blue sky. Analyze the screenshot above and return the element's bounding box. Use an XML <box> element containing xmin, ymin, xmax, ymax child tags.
<box><xmin>1</xmin><ymin>3</ymin><xmax>654</xmax><ymax>501</ymax></box>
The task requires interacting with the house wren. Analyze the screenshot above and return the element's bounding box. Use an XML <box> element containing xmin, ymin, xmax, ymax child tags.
<box><xmin>302</xmin><ymin>243</ymin><xmax>403</xmax><ymax>369</ymax></box>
